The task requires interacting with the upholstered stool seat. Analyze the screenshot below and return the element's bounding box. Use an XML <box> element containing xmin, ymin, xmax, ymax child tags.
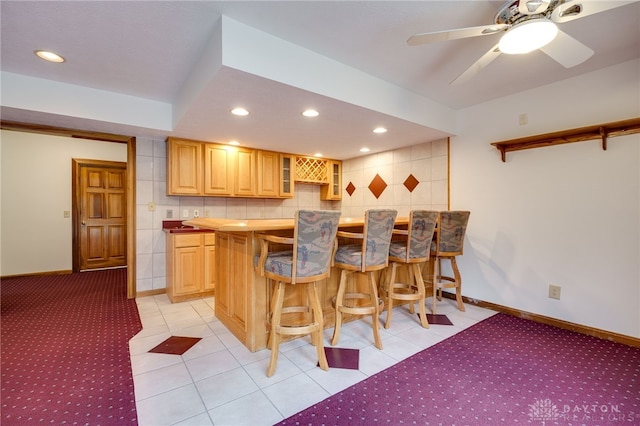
<box><xmin>256</xmin><ymin>210</ymin><xmax>341</xmax><ymax>377</ymax></box>
<box><xmin>331</xmin><ymin>209</ymin><xmax>397</xmax><ymax>350</ymax></box>
<box><xmin>384</xmin><ymin>210</ymin><xmax>438</xmax><ymax>329</ymax></box>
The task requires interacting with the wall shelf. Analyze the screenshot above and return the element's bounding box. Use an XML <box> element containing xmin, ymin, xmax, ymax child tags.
<box><xmin>491</xmin><ymin>117</ymin><xmax>640</xmax><ymax>162</ymax></box>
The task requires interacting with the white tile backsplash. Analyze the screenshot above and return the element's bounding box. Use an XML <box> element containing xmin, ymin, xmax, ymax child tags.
<box><xmin>411</xmin><ymin>141</ymin><xmax>432</xmax><ymax>159</ymax></box>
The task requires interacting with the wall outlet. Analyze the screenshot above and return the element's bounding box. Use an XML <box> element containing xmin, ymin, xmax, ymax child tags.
<box><xmin>204</xmin><ymin>210</ymin><xmax>210</xmax><ymax>217</ymax></box>
<box><xmin>166</xmin><ymin>209</ymin><xmax>173</xmax><ymax>219</ymax></box>
<box><xmin>193</xmin><ymin>209</ymin><xmax>199</xmax><ymax>218</ymax></box>
<box><xmin>548</xmin><ymin>284</ymin><xmax>561</xmax><ymax>300</ymax></box>
<box><xmin>148</xmin><ymin>202</ymin><xmax>156</xmax><ymax>212</ymax></box>
<box><xmin>63</xmin><ymin>210</ymin><xmax>70</xmax><ymax>218</ymax></box>
<box><xmin>182</xmin><ymin>209</ymin><xmax>189</xmax><ymax>218</ymax></box>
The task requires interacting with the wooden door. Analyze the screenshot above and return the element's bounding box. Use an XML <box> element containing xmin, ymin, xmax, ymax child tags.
<box><xmin>74</xmin><ymin>160</ymin><xmax>127</xmax><ymax>271</ymax></box>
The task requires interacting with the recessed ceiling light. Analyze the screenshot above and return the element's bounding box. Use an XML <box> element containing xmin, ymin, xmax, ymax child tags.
<box><xmin>314</xmin><ymin>153</ymin><xmax>323</xmax><ymax>157</ymax></box>
<box><xmin>229</xmin><ymin>140</ymin><xmax>240</xmax><ymax>146</ymax></box>
<box><xmin>34</xmin><ymin>50</ymin><xmax>65</xmax><ymax>63</ymax></box>
<box><xmin>360</xmin><ymin>148</ymin><xmax>370</xmax><ymax>153</ymax></box>
<box><xmin>302</xmin><ymin>109</ymin><xmax>319</xmax><ymax>117</ymax></box>
<box><xmin>373</xmin><ymin>127</ymin><xmax>387</xmax><ymax>134</ymax></box>
<box><xmin>231</xmin><ymin>107</ymin><xmax>249</xmax><ymax>116</ymax></box>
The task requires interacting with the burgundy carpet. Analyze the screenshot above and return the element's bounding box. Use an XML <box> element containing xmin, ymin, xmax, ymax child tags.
<box><xmin>280</xmin><ymin>313</ymin><xmax>640</xmax><ymax>425</ymax></box>
<box><xmin>1</xmin><ymin>269</ymin><xmax>142</xmax><ymax>425</ymax></box>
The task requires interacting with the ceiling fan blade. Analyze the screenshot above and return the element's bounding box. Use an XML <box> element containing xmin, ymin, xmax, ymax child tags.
<box><xmin>450</xmin><ymin>44</ymin><xmax>501</xmax><ymax>86</ymax></box>
<box><xmin>407</xmin><ymin>24</ymin><xmax>508</xmax><ymax>46</ymax></box>
<box><xmin>551</xmin><ymin>0</ymin><xmax>636</xmax><ymax>23</ymax></box>
<box><xmin>540</xmin><ymin>29</ymin><xmax>594</xmax><ymax>68</ymax></box>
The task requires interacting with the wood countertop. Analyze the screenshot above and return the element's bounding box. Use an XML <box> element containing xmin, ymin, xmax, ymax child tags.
<box><xmin>183</xmin><ymin>216</ymin><xmax>408</xmax><ymax>232</ymax></box>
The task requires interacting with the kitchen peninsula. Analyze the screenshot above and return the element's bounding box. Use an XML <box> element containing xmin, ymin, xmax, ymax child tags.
<box><xmin>184</xmin><ymin>216</ymin><xmax>409</xmax><ymax>352</ymax></box>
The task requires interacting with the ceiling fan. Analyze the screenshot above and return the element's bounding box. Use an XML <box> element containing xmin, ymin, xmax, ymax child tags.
<box><xmin>408</xmin><ymin>0</ymin><xmax>635</xmax><ymax>85</ymax></box>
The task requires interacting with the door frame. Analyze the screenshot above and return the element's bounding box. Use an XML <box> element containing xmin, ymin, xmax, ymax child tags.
<box><xmin>0</xmin><ymin>120</ymin><xmax>137</xmax><ymax>298</ymax></box>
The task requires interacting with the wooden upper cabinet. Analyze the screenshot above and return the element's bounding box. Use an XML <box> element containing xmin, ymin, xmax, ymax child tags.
<box><xmin>167</xmin><ymin>138</ymin><xmax>202</xmax><ymax>195</ymax></box>
<box><xmin>257</xmin><ymin>150</ymin><xmax>280</xmax><ymax>198</ymax></box>
<box><xmin>320</xmin><ymin>160</ymin><xmax>342</xmax><ymax>200</ymax></box>
<box><xmin>234</xmin><ymin>147</ymin><xmax>257</xmax><ymax>197</ymax></box>
<box><xmin>204</xmin><ymin>144</ymin><xmax>233</xmax><ymax>196</ymax></box>
<box><xmin>166</xmin><ymin>137</ymin><xmax>340</xmax><ymax>200</ymax></box>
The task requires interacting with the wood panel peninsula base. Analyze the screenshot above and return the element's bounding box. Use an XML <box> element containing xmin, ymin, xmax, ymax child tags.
<box><xmin>184</xmin><ymin>217</ymin><xmax>410</xmax><ymax>352</ymax></box>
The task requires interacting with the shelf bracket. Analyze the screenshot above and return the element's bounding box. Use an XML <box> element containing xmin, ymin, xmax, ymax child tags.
<box><xmin>599</xmin><ymin>126</ymin><xmax>607</xmax><ymax>151</ymax></box>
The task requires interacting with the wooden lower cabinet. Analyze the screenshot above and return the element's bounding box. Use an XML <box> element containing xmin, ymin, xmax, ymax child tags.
<box><xmin>166</xmin><ymin>232</ymin><xmax>216</xmax><ymax>303</ymax></box>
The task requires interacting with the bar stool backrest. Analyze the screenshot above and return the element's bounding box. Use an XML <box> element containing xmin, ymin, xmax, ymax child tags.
<box><xmin>362</xmin><ymin>209</ymin><xmax>398</xmax><ymax>271</ymax></box>
<box><xmin>293</xmin><ymin>210</ymin><xmax>341</xmax><ymax>279</ymax></box>
<box><xmin>434</xmin><ymin>211</ymin><xmax>470</xmax><ymax>256</ymax></box>
<box><xmin>405</xmin><ymin>210</ymin><xmax>439</xmax><ymax>262</ymax></box>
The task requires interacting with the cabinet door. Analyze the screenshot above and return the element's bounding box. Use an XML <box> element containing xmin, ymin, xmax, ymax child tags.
<box><xmin>167</xmin><ymin>139</ymin><xmax>202</xmax><ymax>195</ymax></box>
<box><xmin>203</xmin><ymin>235</ymin><xmax>216</xmax><ymax>291</ymax></box>
<box><xmin>320</xmin><ymin>160</ymin><xmax>342</xmax><ymax>200</ymax></box>
<box><xmin>174</xmin><ymin>246</ymin><xmax>203</xmax><ymax>295</ymax></box>
<box><xmin>257</xmin><ymin>150</ymin><xmax>280</xmax><ymax>197</ymax></box>
<box><xmin>279</xmin><ymin>154</ymin><xmax>295</xmax><ymax>198</ymax></box>
<box><xmin>234</xmin><ymin>148</ymin><xmax>256</xmax><ymax>196</ymax></box>
<box><xmin>204</xmin><ymin>144</ymin><xmax>233</xmax><ymax>195</ymax></box>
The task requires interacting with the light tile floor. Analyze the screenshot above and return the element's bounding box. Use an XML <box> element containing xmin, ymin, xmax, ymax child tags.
<box><xmin>130</xmin><ymin>294</ymin><xmax>497</xmax><ymax>426</ymax></box>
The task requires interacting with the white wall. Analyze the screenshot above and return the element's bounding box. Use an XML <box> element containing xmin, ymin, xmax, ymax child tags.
<box><xmin>451</xmin><ymin>59</ymin><xmax>640</xmax><ymax>338</ymax></box>
<box><xmin>0</xmin><ymin>130</ymin><xmax>127</xmax><ymax>275</ymax></box>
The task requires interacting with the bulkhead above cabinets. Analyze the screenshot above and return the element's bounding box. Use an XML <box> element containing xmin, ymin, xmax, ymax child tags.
<box><xmin>166</xmin><ymin>137</ymin><xmax>341</xmax><ymax>200</ymax></box>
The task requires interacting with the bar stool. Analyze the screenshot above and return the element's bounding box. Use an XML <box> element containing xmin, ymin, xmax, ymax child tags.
<box><xmin>331</xmin><ymin>209</ymin><xmax>397</xmax><ymax>350</ymax></box>
<box><xmin>255</xmin><ymin>209</ymin><xmax>341</xmax><ymax>377</ymax></box>
<box><xmin>384</xmin><ymin>210</ymin><xmax>438</xmax><ymax>329</ymax></box>
<box><xmin>430</xmin><ymin>210</ymin><xmax>471</xmax><ymax>314</ymax></box>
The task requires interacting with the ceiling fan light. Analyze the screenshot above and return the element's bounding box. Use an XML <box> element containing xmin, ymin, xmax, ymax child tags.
<box><xmin>498</xmin><ymin>19</ymin><xmax>558</xmax><ymax>55</ymax></box>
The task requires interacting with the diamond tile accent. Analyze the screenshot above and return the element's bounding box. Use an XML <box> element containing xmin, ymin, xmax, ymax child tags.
<box><xmin>346</xmin><ymin>181</ymin><xmax>356</xmax><ymax>196</ymax></box>
<box><xmin>424</xmin><ymin>314</ymin><xmax>454</xmax><ymax>325</ymax></box>
<box><xmin>368</xmin><ymin>174</ymin><xmax>387</xmax><ymax>199</ymax></box>
<box><xmin>149</xmin><ymin>336</ymin><xmax>202</xmax><ymax>355</ymax></box>
<box><xmin>404</xmin><ymin>174</ymin><xmax>419</xmax><ymax>192</ymax></box>
<box><xmin>322</xmin><ymin>347</ymin><xmax>359</xmax><ymax>370</ymax></box>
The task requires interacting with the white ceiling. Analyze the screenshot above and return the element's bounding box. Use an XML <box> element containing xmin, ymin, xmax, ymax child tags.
<box><xmin>1</xmin><ymin>1</ymin><xmax>639</xmax><ymax>160</ymax></box>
